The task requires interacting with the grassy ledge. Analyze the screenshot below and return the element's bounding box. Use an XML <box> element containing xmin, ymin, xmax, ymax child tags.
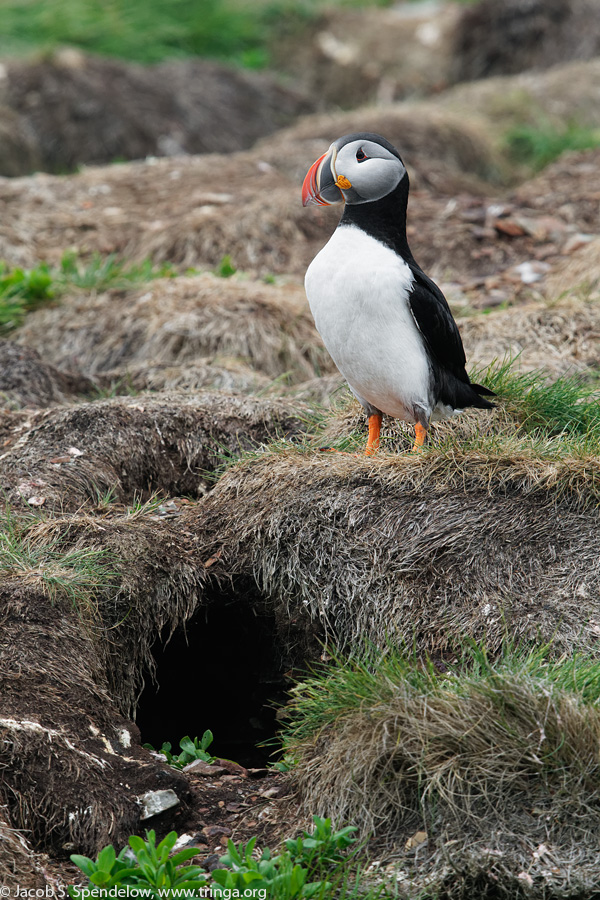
<box><xmin>212</xmin><ymin>360</ymin><xmax>600</xmax><ymax>507</ymax></box>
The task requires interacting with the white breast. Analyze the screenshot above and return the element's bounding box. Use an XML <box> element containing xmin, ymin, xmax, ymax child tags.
<box><xmin>305</xmin><ymin>224</ymin><xmax>432</xmax><ymax>422</ymax></box>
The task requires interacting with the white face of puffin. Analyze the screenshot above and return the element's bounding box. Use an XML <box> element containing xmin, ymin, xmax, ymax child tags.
<box><xmin>302</xmin><ymin>135</ymin><xmax>407</xmax><ymax>207</ymax></box>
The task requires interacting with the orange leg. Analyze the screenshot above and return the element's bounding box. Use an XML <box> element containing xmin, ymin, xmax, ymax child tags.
<box><xmin>413</xmin><ymin>422</ymin><xmax>427</xmax><ymax>451</ymax></box>
<box><xmin>365</xmin><ymin>414</ymin><xmax>382</xmax><ymax>456</ymax></box>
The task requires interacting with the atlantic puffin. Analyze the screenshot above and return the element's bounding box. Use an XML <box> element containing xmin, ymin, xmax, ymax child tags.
<box><xmin>302</xmin><ymin>132</ymin><xmax>494</xmax><ymax>454</ymax></box>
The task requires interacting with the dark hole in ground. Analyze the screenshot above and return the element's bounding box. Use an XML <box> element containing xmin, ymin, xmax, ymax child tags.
<box><xmin>136</xmin><ymin>589</ymin><xmax>290</xmax><ymax>768</ymax></box>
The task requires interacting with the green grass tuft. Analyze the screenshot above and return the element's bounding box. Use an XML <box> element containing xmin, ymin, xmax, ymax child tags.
<box><xmin>480</xmin><ymin>357</ymin><xmax>600</xmax><ymax>443</ymax></box>
<box><xmin>505</xmin><ymin>120</ymin><xmax>600</xmax><ymax>172</ymax></box>
<box><xmin>280</xmin><ymin>640</ymin><xmax>600</xmax><ymax>835</ymax></box>
<box><xmin>0</xmin><ymin>252</ymin><xmax>176</xmax><ymax>332</ymax></box>
<box><xmin>0</xmin><ymin>506</ymin><xmax>116</xmax><ymax>611</ymax></box>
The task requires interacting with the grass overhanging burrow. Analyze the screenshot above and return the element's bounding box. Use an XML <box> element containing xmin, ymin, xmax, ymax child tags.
<box><xmin>279</xmin><ymin>641</ymin><xmax>600</xmax><ymax>894</ymax></box>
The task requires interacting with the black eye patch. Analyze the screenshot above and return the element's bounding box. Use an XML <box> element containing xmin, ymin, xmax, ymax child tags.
<box><xmin>356</xmin><ymin>148</ymin><xmax>368</xmax><ymax>162</ymax></box>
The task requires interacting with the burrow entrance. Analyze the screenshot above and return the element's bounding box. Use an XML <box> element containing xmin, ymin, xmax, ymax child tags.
<box><xmin>135</xmin><ymin>586</ymin><xmax>296</xmax><ymax>768</ymax></box>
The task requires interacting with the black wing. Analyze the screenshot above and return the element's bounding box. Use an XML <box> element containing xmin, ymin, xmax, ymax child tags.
<box><xmin>407</xmin><ymin>264</ymin><xmax>495</xmax><ymax>406</ymax></box>
<box><xmin>407</xmin><ymin>264</ymin><xmax>469</xmax><ymax>382</ymax></box>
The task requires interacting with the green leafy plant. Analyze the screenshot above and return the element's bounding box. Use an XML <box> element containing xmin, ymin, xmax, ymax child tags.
<box><xmin>270</xmin><ymin>751</ymin><xmax>297</xmax><ymax>773</ymax></box>
<box><xmin>214</xmin><ymin>817</ymin><xmax>358</xmax><ymax>898</ymax></box>
<box><xmin>214</xmin><ymin>254</ymin><xmax>237</xmax><ymax>278</ymax></box>
<box><xmin>213</xmin><ymin>835</ymin><xmax>330</xmax><ymax>899</ymax></box>
<box><xmin>69</xmin><ymin>830</ymin><xmax>207</xmax><ymax>898</ymax></box>
<box><xmin>285</xmin><ymin>816</ymin><xmax>357</xmax><ymax>870</ymax></box>
<box><xmin>144</xmin><ymin>731</ymin><xmax>216</xmax><ymax>769</ymax></box>
<box><xmin>0</xmin><ymin>261</ymin><xmax>55</xmax><ymax>329</ymax></box>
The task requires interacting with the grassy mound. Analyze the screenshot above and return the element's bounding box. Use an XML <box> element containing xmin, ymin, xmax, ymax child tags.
<box><xmin>460</xmin><ymin>295</ymin><xmax>600</xmax><ymax>377</ymax></box>
<box><xmin>1</xmin><ymin>52</ymin><xmax>310</xmax><ymax>176</ymax></box>
<box><xmin>452</xmin><ymin>0</ymin><xmax>600</xmax><ymax>82</ymax></box>
<box><xmin>282</xmin><ymin>644</ymin><xmax>600</xmax><ymax>897</ymax></box>
<box><xmin>0</xmin><ymin>505</ymin><xmax>201</xmax><ymax>859</ymax></box>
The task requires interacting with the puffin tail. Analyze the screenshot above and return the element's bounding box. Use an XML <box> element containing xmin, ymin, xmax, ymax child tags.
<box><xmin>472</xmin><ymin>382</ymin><xmax>495</xmax><ymax>398</ymax></box>
<box><xmin>470</xmin><ymin>381</ymin><xmax>496</xmax><ymax>409</ymax></box>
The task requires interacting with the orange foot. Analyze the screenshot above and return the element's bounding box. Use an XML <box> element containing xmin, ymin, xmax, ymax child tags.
<box><xmin>365</xmin><ymin>414</ymin><xmax>382</xmax><ymax>456</ymax></box>
<box><xmin>413</xmin><ymin>422</ymin><xmax>427</xmax><ymax>451</ymax></box>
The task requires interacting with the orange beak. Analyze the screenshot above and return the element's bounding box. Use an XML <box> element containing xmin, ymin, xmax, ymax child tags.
<box><xmin>302</xmin><ymin>152</ymin><xmax>329</xmax><ymax>207</ymax></box>
<box><xmin>302</xmin><ymin>147</ymin><xmax>344</xmax><ymax>207</ymax></box>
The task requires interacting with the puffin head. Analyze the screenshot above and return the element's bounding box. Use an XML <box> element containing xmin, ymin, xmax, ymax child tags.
<box><xmin>302</xmin><ymin>132</ymin><xmax>407</xmax><ymax>207</ymax></box>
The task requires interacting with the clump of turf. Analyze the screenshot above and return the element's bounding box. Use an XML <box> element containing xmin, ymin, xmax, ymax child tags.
<box><xmin>282</xmin><ymin>643</ymin><xmax>600</xmax><ymax>897</ymax></box>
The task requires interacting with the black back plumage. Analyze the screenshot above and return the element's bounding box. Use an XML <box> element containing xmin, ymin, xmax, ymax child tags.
<box><xmin>340</xmin><ymin>170</ymin><xmax>494</xmax><ymax>412</ymax></box>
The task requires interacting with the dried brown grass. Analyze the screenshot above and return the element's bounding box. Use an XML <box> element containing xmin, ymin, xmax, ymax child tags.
<box><xmin>458</xmin><ymin>296</ymin><xmax>600</xmax><ymax>376</ymax></box>
<box><xmin>513</xmin><ymin>146</ymin><xmax>600</xmax><ymax>229</ymax></box>
<box><xmin>270</xmin><ymin>3</ymin><xmax>461</xmax><ymax>109</ymax></box>
<box><xmin>256</xmin><ymin>103</ymin><xmax>506</xmax><ymax>193</ymax></box>
<box><xmin>98</xmin><ymin>359</ymin><xmax>272</xmax><ymax>396</ymax></box>
<box><xmin>452</xmin><ymin>0</ymin><xmax>600</xmax><ymax>82</ymax></box>
<box><xmin>440</xmin><ymin>59</ymin><xmax>600</xmax><ymax>136</ymax></box>
<box><xmin>0</xmin><ymin>577</ymin><xmax>192</xmax><ymax>857</ymax></box>
<box><xmin>544</xmin><ymin>238</ymin><xmax>600</xmax><ymax>303</ymax></box>
<box><xmin>19</xmin><ymin>508</ymin><xmax>207</xmax><ymax>713</ymax></box>
<box><xmin>16</xmin><ymin>274</ymin><xmax>332</xmax><ymax>381</ymax></box>
<box><xmin>0</xmin><ymin>135</ymin><xmax>594</xmax><ymax>293</ymax></box>
<box><xmin>3</xmin><ymin>52</ymin><xmax>310</xmax><ymax>174</ymax></box>
<box><xmin>0</xmin><ymin>810</ymin><xmax>48</xmax><ymax>889</ymax></box>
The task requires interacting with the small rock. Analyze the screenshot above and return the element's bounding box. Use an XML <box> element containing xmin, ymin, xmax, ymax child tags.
<box><xmin>184</xmin><ymin>760</ymin><xmax>228</xmax><ymax>776</ymax></box>
<box><xmin>173</xmin><ymin>833</ymin><xmax>196</xmax><ymax>851</ymax></box>
<box><xmin>202</xmin><ymin>825</ymin><xmax>232</xmax><ymax>838</ymax></box>
<box><xmin>511</xmin><ymin>261</ymin><xmax>550</xmax><ymax>284</ymax></box>
<box><xmin>139</xmin><ymin>788</ymin><xmax>179</xmax><ymax>820</ymax></box>
<box><xmin>260</xmin><ymin>786</ymin><xmax>286</xmax><ymax>799</ymax></box>
<box><xmin>405</xmin><ymin>830</ymin><xmax>428</xmax><ymax>850</ymax></box>
<box><xmin>213</xmin><ymin>758</ymin><xmax>249</xmax><ymax>777</ymax></box>
<box><xmin>201</xmin><ymin>853</ymin><xmax>222</xmax><ymax>873</ymax></box>
<box><xmin>493</xmin><ymin>218</ymin><xmax>526</xmax><ymax>237</ymax></box>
